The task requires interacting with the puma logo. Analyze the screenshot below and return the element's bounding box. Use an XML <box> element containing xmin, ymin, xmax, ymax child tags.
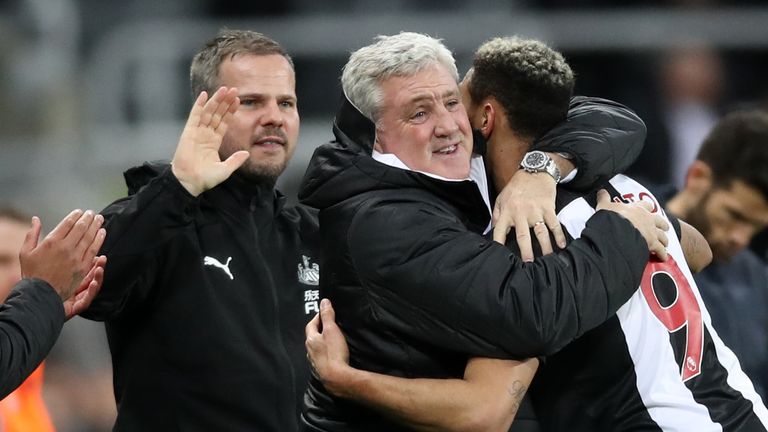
<box><xmin>204</xmin><ymin>256</ymin><xmax>234</xmax><ymax>280</ymax></box>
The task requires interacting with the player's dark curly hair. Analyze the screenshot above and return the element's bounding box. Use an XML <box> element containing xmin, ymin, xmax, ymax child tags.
<box><xmin>467</xmin><ymin>36</ymin><xmax>574</xmax><ymax>140</ymax></box>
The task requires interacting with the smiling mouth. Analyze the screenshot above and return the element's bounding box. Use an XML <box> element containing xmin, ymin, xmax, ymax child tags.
<box><xmin>433</xmin><ymin>144</ymin><xmax>458</xmax><ymax>155</ymax></box>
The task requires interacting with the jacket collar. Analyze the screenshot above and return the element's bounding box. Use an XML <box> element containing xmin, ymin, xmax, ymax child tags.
<box><xmin>124</xmin><ymin>161</ymin><xmax>286</xmax><ymax>215</ymax></box>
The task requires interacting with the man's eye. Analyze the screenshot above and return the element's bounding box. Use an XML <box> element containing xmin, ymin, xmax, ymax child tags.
<box><xmin>280</xmin><ymin>101</ymin><xmax>296</xmax><ymax>108</ymax></box>
<box><xmin>240</xmin><ymin>99</ymin><xmax>255</xmax><ymax>106</ymax></box>
<box><xmin>412</xmin><ymin>111</ymin><xmax>426</xmax><ymax>119</ymax></box>
<box><xmin>446</xmin><ymin>100</ymin><xmax>460</xmax><ymax>109</ymax></box>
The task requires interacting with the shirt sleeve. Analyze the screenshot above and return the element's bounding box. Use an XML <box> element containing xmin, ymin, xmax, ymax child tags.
<box><xmin>531</xmin><ymin>96</ymin><xmax>647</xmax><ymax>191</ymax></box>
<box><xmin>80</xmin><ymin>166</ymin><xmax>198</xmax><ymax>321</ymax></box>
<box><xmin>0</xmin><ymin>279</ymin><xmax>64</xmax><ymax>398</ymax></box>
<box><xmin>347</xmin><ymin>199</ymin><xmax>649</xmax><ymax>359</ymax></box>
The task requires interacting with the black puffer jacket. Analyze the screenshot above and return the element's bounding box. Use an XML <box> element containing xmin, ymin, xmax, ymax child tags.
<box><xmin>298</xmin><ymin>97</ymin><xmax>651</xmax><ymax>431</ymax></box>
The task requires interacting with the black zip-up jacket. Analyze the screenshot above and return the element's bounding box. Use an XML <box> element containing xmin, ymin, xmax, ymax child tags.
<box><xmin>0</xmin><ymin>279</ymin><xmax>63</xmax><ymax>399</ymax></box>
<box><xmin>81</xmin><ymin>164</ymin><xmax>321</xmax><ymax>431</ymax></box>
<box><xmin>298</xmin><ymin>97</ymin><xmax>651</xmax><ymax>431</ymax></box>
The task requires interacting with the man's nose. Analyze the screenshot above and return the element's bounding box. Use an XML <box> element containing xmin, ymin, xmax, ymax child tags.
<box><xmin>434</xmin><ymin>107</ymin><xmax>459</xmax><ymax>138</ymax></box>
<box><xmin>259</xmin><ymin>101</ymin><xmax>284</xmax><ymax>127</ymax></box>
<box><xmin>729</xmin><ymin>224</ymin><xmax>754</xmax><ymax>251</ymax></box>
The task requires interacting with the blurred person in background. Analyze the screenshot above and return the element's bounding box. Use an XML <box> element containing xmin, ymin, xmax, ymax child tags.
<box><xmin>665</xmin><ymin>109</ymin><xmax>768</xmax><ymax>400</ymax></box>
<box><xmin>0</xmin><ymin>207</ymin><xmax>106</xmax><ymax>409</ymax></box>
<box><xmin>0</xmin><ymin>207</ymin><xmax>55</xmax><ymax>431</ymax></box>
<box><xmin>631</xmin><ymin>43</ymin><xmax>724</xmax><ymax>187</ymax></box>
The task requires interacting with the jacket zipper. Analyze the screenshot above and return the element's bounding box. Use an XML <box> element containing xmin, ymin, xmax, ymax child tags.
<box><xmin>249</xmin><ymin>198</ymin><xmax>297</xmax><ymax>424</ymax></box>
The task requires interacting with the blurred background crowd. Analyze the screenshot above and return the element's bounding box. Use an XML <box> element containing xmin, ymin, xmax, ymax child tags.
<box><xmin>2</xmin><ymin>0</ymin><xmax>768</xmax><ymax>430</ymax></box>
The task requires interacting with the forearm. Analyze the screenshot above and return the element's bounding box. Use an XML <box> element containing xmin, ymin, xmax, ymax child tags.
<box><xmin>326</xmin><ymin>358</ymin><xmax>537</xmax><ymax>432</ymax></box>
<box><xmin>679</xmin><ymin>220</ymin><xmax>712</xmax><ymax>272</ymax></box>
<box><xmin>533</xmin><ymin>96</ymin><xmax>646</xmax><ymax>191</ymax></box>
<box><xmin>0</xmin><ymin>279</ymin><xmax>64</xmax><ymax>398</ymax></box>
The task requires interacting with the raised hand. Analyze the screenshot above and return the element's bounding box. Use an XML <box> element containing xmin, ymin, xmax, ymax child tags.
<box><xmin>19</xmin><ymin>210</ymin><xmax>107</xmax><ymax>301</ymax></box>
<box><xmin>492</xmin><ymin>170</ymin><xmax>567</xmax><ymax>262</ymax></box>
<box><xmin>171</xmin><ymin>87</ymin><xmax>249</xmax><ymax>196</ymax></box>
<box><xmin>595</xmin><ymin>189</ymin><xmax>670</xmax><ymax>260</ymax></box>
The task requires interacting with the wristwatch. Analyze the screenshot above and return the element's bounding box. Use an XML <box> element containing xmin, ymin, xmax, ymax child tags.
<box><xmin>520</xmin><ymin>150</ymin><xmax>561</xmax><ymax>183</ymax></box>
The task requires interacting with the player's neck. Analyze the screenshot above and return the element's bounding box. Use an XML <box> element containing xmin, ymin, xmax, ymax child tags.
<box><xmin>486</xmin><ymin>127</ymin><xmax>531</xmax><ymax>189</ymax></box>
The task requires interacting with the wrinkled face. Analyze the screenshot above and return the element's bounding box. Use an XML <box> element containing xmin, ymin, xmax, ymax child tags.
<box><xmin>687</xmin><ymin>179</ymin><xmax>768</xmax><ymax>262</ymax></box>
<box><xmin>217</xmin><ymin>54</ymin><xmax>299</xmax><ymax>184</ymax></box>
<box><xmin>374</xmin><ymin>64</ymin><xmax>473</xmax><ymax>180</ymax></box>
<box><xmin>0</xmin><ymin>219</ymin><xmax>27</xmax><ymax>302</ymax></box>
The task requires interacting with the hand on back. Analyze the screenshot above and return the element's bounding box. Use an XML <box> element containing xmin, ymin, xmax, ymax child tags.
<box><xmin>596</xmin><ymin>189</ymin><xmax>670</xmax><ymax>260</ymax></box>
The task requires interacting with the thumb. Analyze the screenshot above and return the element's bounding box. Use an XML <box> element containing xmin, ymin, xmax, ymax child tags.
<box><xmin>221</xmin><ymin>151</ymin><xmax>250</xmax><ymax>176</ymax></box>
<box><xmin>595</xmin><ymin>189</ymin><xmax>610</xmax><ymax>208</ymax></box>
<box><xmin>21</xmin><ymin>216</ymin><xmax>42</xmax><ymax>255</ymax></box>
<box><xmin>320</xmin><ymin>298</ymin><xmax>337</xmax><ymax>328</ymax></box>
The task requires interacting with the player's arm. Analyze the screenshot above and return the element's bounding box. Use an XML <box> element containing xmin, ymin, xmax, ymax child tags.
<box><xmin>677</xmin><ymin>218</ymin><xmax>712</xmax><ymax>273</ymax></box>
<box><xmin>306</xmin><ymin>300</ymin><xmax>537</xmax><ymax>432</ymax></box>
<box><xmin>493</xmin><ymin>96</ymin><xmax>647</xmax><ymax>259</ymax></box>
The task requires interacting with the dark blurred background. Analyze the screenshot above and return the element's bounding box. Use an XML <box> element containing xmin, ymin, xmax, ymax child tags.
<box><xmin>2</xmin><ymin>0</ymin><xmax>768</xmax><ymax>429</ymax></box>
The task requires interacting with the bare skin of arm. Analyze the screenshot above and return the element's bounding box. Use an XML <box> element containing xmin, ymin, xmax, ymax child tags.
<box><xmin>679</xmin><ymin>219</ymin><xmax>712</xmax><ymax>273</ymax></box>
<box><xmin>306</xmin><ymin>299</ymin><xmax>538</xmax><ymax>432</ymax></box>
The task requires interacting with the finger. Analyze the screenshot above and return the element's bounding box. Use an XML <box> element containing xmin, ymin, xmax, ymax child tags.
<box><xmin>57</xmin><ymin>210</ymin><xmax>95</xmax><ymax>249</ymax></box>
<box><xmin>595</xmin><ymin>189</ymin><xmax>610</xmax><ymax>209</ymax></box>
<box><xmin>216</xmin><ymin>94</ymin><xmax>240</xmax><ymax>133</ymax></box>
<box><xmin>68</xmin><ymin>266</ymin><xmax>103</xmax><ymax>318</ymax></box>
<box><xmin>76</xmin><ymin>214</ymin><xmax>104</xmax><ymax>260</ymax></box>
<box><xmin>46</xmin><ymin>209</ymin><xmax>83</xmax><ymax>241</ymax></box>
<box><xmin>636</xmin><ymin>200</ymin><xmax>654</xmax><ymax>212</ymax></box>
<box><xmin>533</xmin><ymin>221</ymin><xmax>553</xmax><ymax>256</ymax></box>
<box><xmin>187</xmin><ymin>91</ymin><xmax>208</xmax><ymax>129</ymax></box>
<box><xmin>21</xmin><ymin>216</ymin><xmax>42</xmax><ymax>256</ymax></box>
<box><xmin>492</xmin><ymin>216</ymin><xmax>511</xmax><ymax>245</ymax></box>
<box><xmin>545</xmin><ymin>211</ymin><xmax>566</xmax><ymax>249</ymax></box>
<box><xmin>658</xmin><ymin>229</ymin><xmax>669</xmax><ymax>248</ymax></box>
<box><xmin>200</xmin><ymin>87</ymin><xmax>228</xmax><ymax>127</ymax></box>
<box><xmin>305</xmin><ymin>313</ymin><xmax>322</xmax><ymax>338</ymax></box>
<box><xmin>319</xmin><ymin>299</ymin><xmax>336</xmax><ymax>329</ymax></box>
<box><xmin>651</xmin><ymin>241</ymin><xmax>669</xmax><ymax>261</ymax></box>
<box><xmin>514</xmin><ymin>215</ymin><xmax>534</xmax><ymax>262</ymax></box>
<box><xmin>219</xmin><ymin>151</ymin><xmax>250</xmax><ymax>177</ymax></box>
<box><xmin>80</xmin><ymin>227</ymin><xmax>107</xmax><ymax>265</ymax></box>
<box><xmin>654</xmin><ymin>215</ymin><xmax>670</xmax><ymax>233</ymax></box>
<box><xmin>492</xmin><ymin>202</ymin><xmax>501</xmax><ymax>226</ymax></box>
<box><xmin>73</xmin><ymin>260</ymin><xmax>99</xmax><ymax>298</ymax></box>
<box><xmin>210</xmin><ymin>88</ymin><xmax>237</xmax><ymax>130</ymax></box>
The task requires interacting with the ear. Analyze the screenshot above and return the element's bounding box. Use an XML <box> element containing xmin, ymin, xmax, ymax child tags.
<box><xmin>373</xmin><ymin>128</ymin><xmax>384</xmax><ymax>153</ymax></box>
<box><xmin>479</xmin><ymin>102</ymin><xmax>496</xmax><ymax>139</ymax></box>
<box><xmin>684</xmin><ymin>160</ymin><xmax>713</xmax><ymax>195</ymax></box>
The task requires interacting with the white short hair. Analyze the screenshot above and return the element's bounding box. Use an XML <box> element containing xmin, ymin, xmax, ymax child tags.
<box><xmin>341</xmin><ymin>32</ymin><xmax>458</xmax><ymax>121</ymax></box>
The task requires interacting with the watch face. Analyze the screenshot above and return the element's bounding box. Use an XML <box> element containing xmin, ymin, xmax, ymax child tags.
<box><xmin>524</xmin><ymin>151</ymin><xmax>548</xmax><ymax>169</ymax></box>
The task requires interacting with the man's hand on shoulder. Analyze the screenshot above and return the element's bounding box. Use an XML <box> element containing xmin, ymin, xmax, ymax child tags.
<box><xmin>493</xmin><ymin>169</ymin><xmax>566</xmax><ymax>262</ymax></box>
